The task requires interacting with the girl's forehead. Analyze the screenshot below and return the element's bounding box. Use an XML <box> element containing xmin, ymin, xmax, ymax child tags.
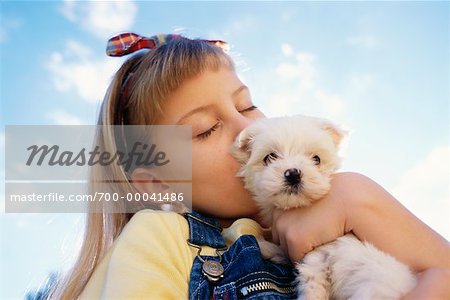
<box><xmin>158</xmin><ymin>67</ymin><xmax>244</xmax><ymax>123</ymax></box>
<box><xmin>178</xmin><ymin>66</ymin><xmax>240</xmax><ymax>94</ymax></box>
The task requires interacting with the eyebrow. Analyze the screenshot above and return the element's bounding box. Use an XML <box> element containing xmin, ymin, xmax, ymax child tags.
<box><xmin>176</xmin><ymin>85</ymin><xmax>249</xmax><ymax>124</ymax></box>
<box><xmin>177</xmin><ymin>104</ymin><xmax>214</xmax><ymax>125</ymax></box>
<box><xmin>232</xmin><ymin>85</ymin><xmax>249</xmax><ymax>98</ymax></box>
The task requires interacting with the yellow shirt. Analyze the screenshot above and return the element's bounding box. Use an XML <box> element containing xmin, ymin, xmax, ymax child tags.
<box><xmin>79</xmin><ymin>209</ymin><xmax>268</xmax><ymax>299</ymax></box>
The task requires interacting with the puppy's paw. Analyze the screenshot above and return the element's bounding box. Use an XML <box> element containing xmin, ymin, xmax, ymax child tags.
<box><xmin>296</xmin><ymin>249</ymin><xmax>332</xmax><ymax>300</ymax></box>
<box><xmin>256</xmin><ymin>238</ymin><xmax>291</xmax><ymax>265</ymax></box>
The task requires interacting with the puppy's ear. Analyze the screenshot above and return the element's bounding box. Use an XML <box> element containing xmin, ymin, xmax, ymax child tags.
<box><xmin>320</xmin><ymin>120</ymin><xmax>346</xmax><ymax>147</ymax></box>
<box><xmin>230</xmin><ymin>121</ymin><xmax>264</xmax><ymax>164</ymax></box>
<box><xmin>231</xmin><ymin>130</ymin><xmax>253</xmax><ymax>164</ymax></box>
<box><xmin>301</xmin><ymin>115</ymin><xmax>346</xmax><ymax>147</ymax></box>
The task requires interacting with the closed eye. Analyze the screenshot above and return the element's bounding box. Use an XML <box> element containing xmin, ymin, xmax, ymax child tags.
<box><xmin>239</xmin><ymin>105</ymin><xmax>258</xmax><ymax>113</ymax></box>
<box><xmin>196</xmin><ymin>105</ymin><xmax>257</xmax><ymax>141</ymax></box>
<box><xmin>263</xmin><ymin>152</ymin><xmax>279</xmax><ymax>165</ymax></box>
<box><xmin>196</xmin><ymin>122</ymin><xmax>220</xmax><ymax>140</ymax></box>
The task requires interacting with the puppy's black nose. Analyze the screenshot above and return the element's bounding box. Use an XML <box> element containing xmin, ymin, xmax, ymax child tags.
<box><xmin>284</xmin><ymin>168</ymin><xmax>301</xmax><ymax>186</ymax></box>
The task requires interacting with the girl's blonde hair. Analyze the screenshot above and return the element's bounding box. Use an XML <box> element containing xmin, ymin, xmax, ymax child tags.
<box><xmin>50</xmin><ymin>37</ymin><xmax>233</xmax><ymax>299</ymax></box>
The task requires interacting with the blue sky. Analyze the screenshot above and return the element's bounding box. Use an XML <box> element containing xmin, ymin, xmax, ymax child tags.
<box><xmin>1</xmin><ymin>1</ymin><xmax>449</xmax><ymax>299</ymax></box>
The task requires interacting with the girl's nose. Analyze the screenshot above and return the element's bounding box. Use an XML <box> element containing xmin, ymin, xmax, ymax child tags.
<box><xmin>232</xmin><ymin>113</ymin><xmax>256</xmax><ymax>138</ymax></box>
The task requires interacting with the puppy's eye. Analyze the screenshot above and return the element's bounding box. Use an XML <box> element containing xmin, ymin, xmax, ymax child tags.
<box><xmin>312</xmin><ymin>155</ymin><xmax>321</xmax><ymax>165</ymax></box>
<box><xmin>263</xmin><ymin>152</ymin><xmax>279</xmax><ymax>165</ymax></box>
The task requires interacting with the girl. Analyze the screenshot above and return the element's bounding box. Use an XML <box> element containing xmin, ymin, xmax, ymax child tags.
<box><xmin>50</xmin><ymin>33</ymin><xmax>449</xmax><ymax>299</ymax></box>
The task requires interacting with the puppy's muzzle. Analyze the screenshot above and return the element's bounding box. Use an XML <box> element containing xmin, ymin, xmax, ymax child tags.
<box><xmin>284</xmin><ymin>168</ymin><xmax>301</xmax><ymax>186</ymax></box>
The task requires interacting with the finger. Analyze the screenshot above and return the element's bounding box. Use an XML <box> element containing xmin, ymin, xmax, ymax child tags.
<box><xmin>272</xmin><ymin>208</ymin><xmax>284</xmax><ymax>223</ymax></box>
<box><xmin>284</xmin><ymin>225</ymin><xmax>311</xmax><ymax>262</ymax></box>
<box><xmin>278</xmin><ymin>228</ymin><xmax>288</xmax><ymax>257</ymax></box>
<box><xmin>271</xmin><ymin>208</ymin><xmax>283</xmax><ymax>245</ymax></box>
<box><xmin>288</xmin><ymin>242</ymin><xmax>307</xmax><ymax>262</ymax></box>
<box><xmin>272</xmin><ymin>226</ymin><xmax>280</xmax><ymax>245</ymax></box>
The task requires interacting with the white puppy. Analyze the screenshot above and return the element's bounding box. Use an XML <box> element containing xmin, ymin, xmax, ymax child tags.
<box><xmin>231</xmin><ymin>115</ymin><xmax>417</xmax><ymax>300</ymax></box>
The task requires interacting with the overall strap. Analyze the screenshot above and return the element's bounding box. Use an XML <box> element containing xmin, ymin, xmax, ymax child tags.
<box><xmin>183</xmin><ymin>211</ymin><xmax>226</xmax><ymax>249</ymax></box>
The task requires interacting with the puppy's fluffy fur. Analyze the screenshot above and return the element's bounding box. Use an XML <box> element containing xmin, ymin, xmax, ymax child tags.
<box><xmin>231</xmin><ymin>115</ymin><xmax>417</xmax><ymax>300</ymax></box>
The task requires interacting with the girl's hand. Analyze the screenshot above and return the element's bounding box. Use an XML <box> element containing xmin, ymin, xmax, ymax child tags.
<box><xmin>271</xmin><ymin>172</ymin><xmax>350</xmax><ymax>261</ymax></box>
<box><xmin>271</xmin><ymin>172</ymin><xmax>450</xmax><ymax>272</ymax></box>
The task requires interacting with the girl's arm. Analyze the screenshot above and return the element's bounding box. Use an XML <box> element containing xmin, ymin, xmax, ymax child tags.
<box><xmin>401</xmin><ymin>268</ymin><xmax>450</xmax><ymax>299</ymax></box>
<box><xmin>271</xmin><ymin>172</ymin><xmax>450</xmax><ymax>269</ymax></box>
<box><xmin>271</xmin><ymin>172</ymin><xmax>450</xmax><ymax>294</ymax></box>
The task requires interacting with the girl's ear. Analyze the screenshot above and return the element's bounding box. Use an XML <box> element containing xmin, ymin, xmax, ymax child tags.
<box><xmin>130</xmin><ymin>167</ymin><xmax>190</xmax><ymax>214</ymax></box>
<box><xmin>130</xmin><ymin>167</ymin><xmax>170</xmax><ymax>194</ymax></box>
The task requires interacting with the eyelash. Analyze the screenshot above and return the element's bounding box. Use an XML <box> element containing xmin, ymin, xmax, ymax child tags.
<box><xmin>240</xmin><ymin>105</ymin><xmax>258</xmax><ymax>113</ymax></box>
<box><xmin>197</xmin><ymin>122</ymin><xmax>220</xmax><ymax>140</ymax></box>
<box><xmin>196</xmin><ymin>105</ymin><xmax>258</xmax><ymax>140</ymax></box>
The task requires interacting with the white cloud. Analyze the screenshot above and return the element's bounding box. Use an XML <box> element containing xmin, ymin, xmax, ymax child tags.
<box><xmin>45</xmin><ymin>40</ymin><xmax>122</xmax><ymax>103</ymax></box>
<box><xmin>60</xmin><ymin>0</ymin><xmax>137</xmax><ymax>40</ymax></box>
<box><xmin>276</xmin><ymin>52</ymin><xmax>316</xmax><ymax>86</ymax></box>
<box><xmin>315</xmin><ymin>90</ymin><xmax>345</xmax><ymax>117</ymax></box>
<box><xmin>281</xmin><ymin>11</ymin><xmax>295</xmax><ymax>23</ymax></box>
<box><xmin>347</xmin><ymin>35</ymin><xmax>378</xmax><ymax>48</ymax></box>
<box><xmin>0</xmin><ymin>131</ymin><xmax>4</xmax><ymax>151</ymax></box>
<box><xmin>228</xmin><ymin>16</ymin><xmax>258</xmax><ymax>35</ymax></box>
<box><xmin>281</xmin><ymin>43</ymin><xmax>294</xmax><ymax>57</ymax></box>
<box><xmin>392</xmin><ymin>146</ymin><xmax>450</xmax><ymax>239</ymax></box>
<box><xmin>208</xmin><ymin>14</ymin><xmax>260</xmax><ymax>41</ymax></box>
<box><xmin>267</xmin><ymin>47</ymin><xmax>345</xmax><ymax>120</ymax></box>
<box><xmin>0</xmin><ymin>16</ymin><xmax>22</xmax><ymax>43</ymax></box>
<box><xmin>45</xmin><ymin>110</ymin><xmax>86</xmax><ymax>125</ymax></box>
<box><xmin>0</xmin><ymin>131</ymin><xmax>4</xmax><ymax>214</ymax></box>
<box><xmin>348</xmin><ymin>73</ymin><xmax>374</xmax><ymax>93</ymax></box>
<box><xmin>60</xmin><ymin>0</ymin><xmax>77</xmax><ymax>22</ymax></box>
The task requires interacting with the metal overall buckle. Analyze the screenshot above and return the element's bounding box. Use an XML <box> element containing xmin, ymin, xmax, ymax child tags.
<box><xmin>183</xmin><ymin>212</ymin><xmax>228</xmax><ymax>282</ymax></box>
<box><xmin>187</xmin><ymin>240</ymin><xmax>228</xmax><ymax>282</ymax></box>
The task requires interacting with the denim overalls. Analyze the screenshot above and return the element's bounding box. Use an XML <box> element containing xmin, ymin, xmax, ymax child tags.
<box><xmin>183</xmin><ymin>211</ymin><xmax>299</xmax><ymax>299</ymax></box>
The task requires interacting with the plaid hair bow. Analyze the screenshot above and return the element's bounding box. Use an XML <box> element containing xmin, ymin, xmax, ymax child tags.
<box><xmin>106</xmin><ymin>32</ymin><xmax>229</xmax><ymax>57</ymax></box>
